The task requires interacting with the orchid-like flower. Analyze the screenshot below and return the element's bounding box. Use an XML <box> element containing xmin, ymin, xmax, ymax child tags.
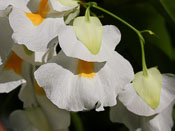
<box><xmin>34</xmin><ymin>6</ymin><xmax>135</xmax><ymax>111</ymax></box>
<box><xmin>110</xmin><ymin>100</ymin><xmax>175</xmax><ymax>131</ymax></box>
<box><xmin>118</xmin><ymin>70</ymin><xmax>175</xmax><ymax>117</ymax></box>
<box><xmin>59</xmin><ymin>9</ymin><xmax>120</xmax><ymax>62</ymax></box>
<box><xmin>0</xmin><ymin>40</ymin><xmax>57</xmax><ymax>93</ymax></box>
<box><xmin>0</xmin><ymin>0</ymin><xmax>29</xmax><ymax>65</ymax></box>
<box><xmin>34</xmin><ymin>48</ymin><xmax>134</xmax><ymax>111</ymax></box>
<box><xmin>8</xmin><ymin>0</ymin><xmax>79</xmax><ymax>52</ymax></box>
<box><xmin>10</xmin><ymin>62</ymin><xmax>70</xmax><ymax>131</ymax></box>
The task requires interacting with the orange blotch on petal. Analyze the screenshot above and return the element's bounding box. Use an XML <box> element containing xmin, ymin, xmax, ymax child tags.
<box><xmin>34</xmin><ymin>81</ymin><xmax>45</xmax><ymax>95</ymax></box>
<box><xmin>4</xmin><ymin>52</ymin><xmax>23</xmax><ymax>75</ymax></box>
<box><xmin>77</xmin><ymin>60</ymin><xmax>96</xmax><ymax>79</ymax></box>
<box><xmin>25</xmin><ymin>0</ymin><xmax>50</xmax><ymax>26</ymax></box>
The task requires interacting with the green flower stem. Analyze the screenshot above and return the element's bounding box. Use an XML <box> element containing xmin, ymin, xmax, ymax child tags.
<box><xmin>140</xmin><ymin>39</ymin><xmax>148</xmax><ymax>76</ymax></box>
<box><xmin>91</xmin><ymin>4</ymin><xmax>148</xmax><ymax>76</ymax></box>
<box><xmin>71</xmin><ymin>112</ymin><xmax>84</xmax><ymax>131</ymax></box>
<box><xmin>85</xmin><ymin>6</ymin><xmax>91</xmax><ymax>22</ymax></box>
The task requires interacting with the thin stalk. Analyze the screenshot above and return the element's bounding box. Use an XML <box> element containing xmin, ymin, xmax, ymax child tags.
<box><xmin>91</xmin><ymin>4</ymin><xmax>148</xmax><ymax>76</ymax></box>
<box><xmin>71</xmin><ymin>112</ymin><xmax>84</xmax><ymax>131</ymax></box>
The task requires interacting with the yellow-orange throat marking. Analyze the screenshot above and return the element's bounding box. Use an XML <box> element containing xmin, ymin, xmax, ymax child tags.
<box><xmin>34</xmin><ymin>81</ymin><xmax>45</xmax><ymax>95</ymax></box>
<box><xmin>4</xmin><ymin>52</ymin><xmax>23</xmax><ymax>75</ymax></box>
<box><xmin>25</xmin><ymin>0</ymin><xmax>50</xmax><ymax>26</ymax></box>
<box><xmin>77</xmin><ymin>60</ymin><xmax>95</xmax><ymax>78</ymax></box>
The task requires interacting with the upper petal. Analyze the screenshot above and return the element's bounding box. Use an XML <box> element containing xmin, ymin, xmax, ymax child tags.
<box><xmin>59</xmin><ymin>25</ymin><xmax>121</xmax><ymax>62</ymax></box>
<box><xmin>9</xmin><ymin>7</ymin><xmax>65</xmax><ymax>52</ymax></box>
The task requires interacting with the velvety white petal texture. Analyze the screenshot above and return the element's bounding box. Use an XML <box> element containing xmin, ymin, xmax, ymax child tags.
<box><xmin>0</xmin><ymin>62</ymin><xmax>26</xmax><ymax>93</ymax></box>
<box><xmin>110</xmin><ymin>100</ymin><xmax>174</xmax><ymax>131</ymax></box>
<box><xmin>0</xmin><ymin>0</ymin><xmax>29</xmax><ymax>16</ymax></box>
<box><xmin>50</xmin><ymin>0</ymin><xmax>78</xmax><ymax>12</ymax></box>
<box><xmin>34</xmin><ymin>50</ymin><xmax>134</xmax><ymax>111</ymax></box>
<box><xmin>59</xmin><ymin>25</ymin><xmax>121</xmax><ymax>62</ymax></box>
<box><xmin>9</xmin><ymin>7</ymin><xmax>65</xmax><ymax>52</ymax></box>
<box><xmin>118</xmin><ymin>74</ymin><xmax>175</xmax><ymax>116</ymax></box>
<box><xmin>0</xmin><ymin>17</ymin><xmax>13</xmax><ymax>65</ymax></box>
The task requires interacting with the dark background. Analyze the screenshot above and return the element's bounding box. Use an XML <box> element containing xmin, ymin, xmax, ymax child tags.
<box><xmin>1</xmin><ymin>0</ymin><xmax>175</xmax><ymax>130</ymax></box>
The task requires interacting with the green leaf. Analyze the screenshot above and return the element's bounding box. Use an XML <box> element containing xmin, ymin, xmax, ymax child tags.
<box><xmin>159</xmin><ymin>0</ymin><xmax>175</xmax><ymax>23</ymax></box>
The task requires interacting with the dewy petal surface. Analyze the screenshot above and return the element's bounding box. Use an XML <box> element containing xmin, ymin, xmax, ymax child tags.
<box><xmin>9</xmin><ymin>1</ymin><xmax>65</xmax><ymax>52</ymax></box>
<box><xmin>73</xmin><ymin>16</ymin><xmax>103</xmax><ymax>55</ymax></box>
<box><xmin>119</xmin><ymin>74</ymin><xmax>175</xmax><ymax>116</ymax></box>
<box><xmin>110</xmin><ymin>100</ymin><xmax>174</xmax><ymax>131</ymax></box>
<box><xmin>34</xmin><ymin>50</ymin><xmax>134</xmax><ymax>111</ymax></box>
<box><xmin>59</xmin><ymin>25</ymin><xmax>121</xmax><ymax>62</ymax></box>
<box><xmin>133</xmin><ymin>67</ymin><xmax>162</xmax><ymax>109</ymax></box>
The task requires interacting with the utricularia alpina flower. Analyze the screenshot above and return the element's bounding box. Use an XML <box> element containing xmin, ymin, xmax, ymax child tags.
<box><xmin>110</xmin><ymin>69</ymin><xmax>175</xmax><ymax>131</ymax></box>
<box><xmin>8</xmin><ymin>0</ymin><xmax>79</xmax><ymax>52</ymax></box>
<box><xmin>110</xmin><ymin>100</ymin><xmax>175</xmax><ymax>131</ymax></box>
<box><xmin>0</xmin><ymin>0</ymin><xmax>58</xmax><ymax>66</ymax></box>
<box><xmin>34</xmin><ymin>14</ymin><xmax>134</xmax><ymax>111</ymax></box>
<box><xmin>10</xmin><ymin>62</ymin><xmax>70</xmax><ymax>131</ymax></box>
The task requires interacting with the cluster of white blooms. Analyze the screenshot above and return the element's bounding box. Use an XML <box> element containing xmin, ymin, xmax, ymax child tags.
<box><xmin>0</xmin><ymin>0</ymin><xmax>175</xmax><ymax>131</ymax></box>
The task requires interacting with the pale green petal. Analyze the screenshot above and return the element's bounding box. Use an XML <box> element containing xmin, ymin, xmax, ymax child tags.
<box><xmin>133</xmin><ymin>67</ymin><xmax>162</xmax><ymax>109</ymax></box>
<box><xmin>58</xmin><ymin>0</ymin><xmax>78</xmax><ymax>7</ymax></box>
<box><xmin>73</xmin><ymin>16</ymin><xmax>103</xmax><ymax>55</ymax></box>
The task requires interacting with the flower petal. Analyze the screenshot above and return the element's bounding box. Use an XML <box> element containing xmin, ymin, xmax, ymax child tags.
<box><xmin>73</xmin><ymin>16</ymin><xmax>103</xmax><ymax>55</ymax></box>
<box><xmin>34</xmin><ymin>50</ymin><xmax>133</xmax><ymax>111</ymax></box>
<box><xmin>119</xmin><ymin>74</ymin><xmax>175</xmax><ymax>116</ymax></box>
<box><xmin>0</xmin><ymin>63</ymin><xmax>26</xmax><ymax>93</ymax></box>
<box><xmin>110</xmin><ymin>100</ymin><xmax>174</xmax><ymax>131</ymax></box>
<box><xmin>133</xmin><ymin>67</ymin><xmax>162</xmax><ymax>109</ymax></box>
<box><xmin>9</xmin><ymin>7</ymin><xmax>65</xmax><ymax>52</ymax></box>
<box><xmin>59</xmin><ymin>25</ymin><xmax>121</xmax><ymax>62</ymax></box>
<box><xmin>50</xmin><ymin>0</ymin><xmax>78</xmax><ymax>12</ymax></box>
<box><xmin>10</xmin><ymin>110</ymin><xmax>38</xmax><ymax>131</ymax></box>
<box><xmin>10</xmin><ymin>107</ymin><xmax>51</xmax><ymax>131</ymax></box>
<box><xmin>0</xmin><ymin>17</ymin><xmax>13</xmax><ymax>65</ymax></box>
<box><xmin>36</xmin><ymin>95</ymin><xmax>70</xmax><ymax>130</ymax></box>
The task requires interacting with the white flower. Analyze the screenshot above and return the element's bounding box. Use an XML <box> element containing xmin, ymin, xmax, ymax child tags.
<box><xmin>59</xmin><ymin>23</ymin><xmax>121</xmax><ymax>62</ymax></box>
<box><xmin>34</xmin><ymin>50</ymin><xmax>134</xmax><ymax>111</ymax></box>
<box><xmin>110</xmin><ymin>100</ymin><xmax>174</xmax><ymax>131</ymax></box>
<box><xmin>8</xmin><ymin>0</ymin><xmax>79</xmax><ymax>52</ymax></box>
<box><xmin>0</xmin><ymin>51</ymin><xmax>27</xmax><ymax>93</ymax></box>
<box><xmin>10</xmin><ymin>63</ymin><xmax>70</xmax><ymax>131</ymax></box>
<box><xmin>118</xmin><ymin>73</ymin><xmax>175</xmax><ymax>116</ymax></box>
